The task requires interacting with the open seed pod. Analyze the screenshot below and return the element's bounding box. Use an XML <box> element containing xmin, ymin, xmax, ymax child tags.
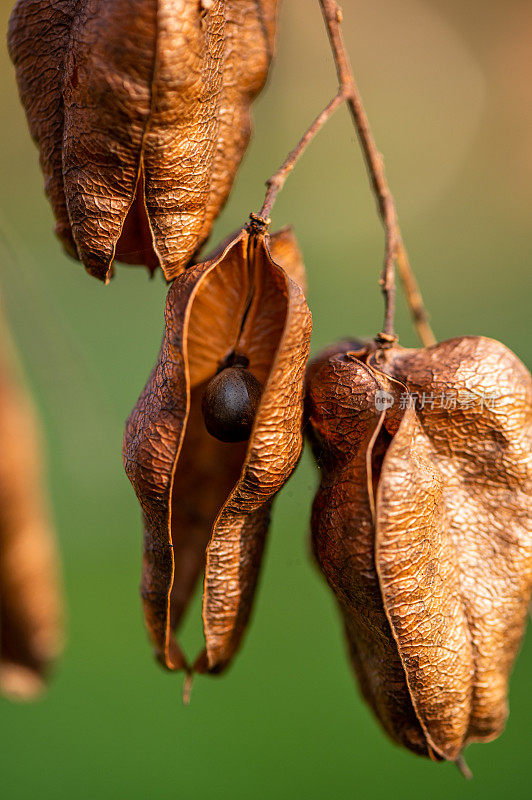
<box><xmin>0</xmin><ymin>316</ymin><xmax>62</xmax><ymax>700</ymax></box>
<box><xmin>8</xmin><ymin>0</ymin><xmax>278</xmax><ymax>282</ymax></box>
<box><xmin>306</xmin><ymin>336</ymin><xmax>532</xmax><ymax>765</ymax></box>
<box><xmin>123</xmin><ymin>226</ymin><xmax>311</xmax><ymax>676</ymax></box>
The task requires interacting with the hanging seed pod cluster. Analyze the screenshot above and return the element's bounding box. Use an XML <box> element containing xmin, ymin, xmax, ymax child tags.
<box><xmin>7</xmin><ymin>0</ymin><xmax>531</xmax><ymax>776</ymax></box>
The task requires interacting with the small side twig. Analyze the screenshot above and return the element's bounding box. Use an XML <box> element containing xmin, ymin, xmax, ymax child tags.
<box><xmin>256</xmin><ymin>0</ymin><xmax>436</xmax><ymax>346</ymax></box>
<box><xmin>259</xmin><ymin>92</ymin><xmax>347</xmax><ymax>221</ymax></box>
<box><xmin>396</xmin><ymin>245</ymin><xmax>436</xmax><ymax>347</ymax></box>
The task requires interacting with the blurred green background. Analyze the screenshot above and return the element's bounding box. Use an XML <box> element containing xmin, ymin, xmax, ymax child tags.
<box><xmin>1</xmin><ymin>0</ymin><xmax>531</xmax><ymax>797</ymax></box>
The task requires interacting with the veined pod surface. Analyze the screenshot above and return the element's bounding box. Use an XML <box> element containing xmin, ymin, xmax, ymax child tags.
<box><xmin>8</xmin><ymin>0</ymin><xmax>278</xmax><ymax>281</ymax></box>
<box><xmin>123</xmin><ymin>226</ymin><xmax>311</xmax><ymax>675</ymax></box>
<box><xmin>306</xmin><ymin>336</ymin><xmax>532</xmax><ymax>765</ymax></box>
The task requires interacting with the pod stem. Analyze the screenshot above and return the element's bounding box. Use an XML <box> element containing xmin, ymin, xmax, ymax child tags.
<box><xmin>257</xmin><ymin>0</ymin><xmax>436</xmax><ymax>347</ymax></box>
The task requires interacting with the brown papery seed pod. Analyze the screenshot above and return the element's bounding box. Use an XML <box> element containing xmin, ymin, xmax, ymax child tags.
<box><xmin>123</xmin><ymin>227</ymin><xmax>311</xmax><ymax>676</ymax></box>
<box><xmin>0</xmin><ymin>312</ymin><xmax>62</xmax><ymax>700</ymax></box>
<box><xmin>8</xmin><ymin>0</ymin><xmax>278</xmax><ymax>282</ymax></box>
<box><xmin>306</xmin><ymin>336</ymin><xmax>532</xmax><ymax>766</ymax></box>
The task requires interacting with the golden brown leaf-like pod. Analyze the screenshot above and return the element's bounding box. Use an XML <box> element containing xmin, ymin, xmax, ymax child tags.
<box><xmin>123</xmin><ymin>227</ymin><xmax>312</xmax><ymax>675</ymax></box>
<box><xmin>8</xmin><ymin>0</ymin><xmax>278</xmax><ymax>282</ymax></box>
<box><xmin>306</xmin><ymin>337</ymin><xmax>532</xmax><ymax>764</ymax></box>
<box><xmin>0</xmin><ymin>317</ymin><xmax>62</xmax><ymax>700</ymax></box>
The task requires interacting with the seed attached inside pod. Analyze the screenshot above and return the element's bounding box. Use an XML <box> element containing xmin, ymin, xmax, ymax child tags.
<box><xmin>123</xmin><ymin>227</ymin><xmax>311</xmax><ymax>677</ymax></box>
<box><xmin>202</xmin><ymin>355</ymin><xmax>262</xmax><ymax>443</ymax></box>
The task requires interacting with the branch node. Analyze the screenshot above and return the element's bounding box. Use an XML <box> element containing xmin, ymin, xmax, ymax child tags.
<box><xmin>375</xmin><ymin>331</ymin><xmax>398</xmax><ymax>347</ymax></box>
<box><xmin>248</xmin><ymin>212</ymin><xmax>271</xmax><ymax>234</ymax></box>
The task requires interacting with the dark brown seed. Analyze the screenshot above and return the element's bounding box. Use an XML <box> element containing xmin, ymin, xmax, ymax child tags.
<box><xmin>202</xmin><ymin>364</ymin><xmax>262</xmax><ymax>443</ymax></box>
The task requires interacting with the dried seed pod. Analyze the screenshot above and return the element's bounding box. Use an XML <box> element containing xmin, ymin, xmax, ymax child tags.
<box><xmin>306</xmin><ymin>336</ymin><xmax>532</xmax><ymax>764</ymax></box>
<box><xmin>0</xmin><ymin>315</ymin><xmax>62</xmax><ymax>700</ymax></box>
<box><xmin>123</xmin><ymin>227</ymin><xmax>311</xmax><ymax>674</ymax></box>
<box><xmin>8</xmin><ymin>0</ymin><xmax>278</xmax><ymax>282</ymax></box>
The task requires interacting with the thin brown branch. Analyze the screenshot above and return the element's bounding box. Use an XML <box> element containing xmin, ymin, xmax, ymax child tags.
<box><xmin>256</xmin><ymin>0</ymin><xmax>436</xmax><ymax>346</ymax></box>
<box><xmin>318</xmin><ymin>0</ymin><xmax>435</xmax><ymax>345</ymax></box>
<box><xmin>258</xmin><ymin>91</ymin><xmax>347</xmax><ymax>222</ymax></box>
<box><xmin>396</xmin><ymin>243</ymin><xmax>437</xmax><ymax>347</ymax></box>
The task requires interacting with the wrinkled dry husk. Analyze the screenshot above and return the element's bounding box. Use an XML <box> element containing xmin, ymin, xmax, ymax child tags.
<box><xmin>124</xmin><ymin>227</ymin><xmax>311</xmax><ymax>674</ymax></box>
<box><xmin>306</xmin><ymin>337</ymin><xmax>532</xmax><ymax>762</ymax></box>
<box><xmin>8</xmin><ymin>0</ymin><xmax>278</xmax><ymax>282</ymax></box>
<box><xmin>0</xmin><ymin>318</ymin><xmax>62</xmax><ymax>700</ymax></box>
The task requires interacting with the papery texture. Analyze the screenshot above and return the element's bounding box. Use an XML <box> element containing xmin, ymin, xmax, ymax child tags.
<box><xmin>9</xmin><ymin>0</ymin><xmax>278</xmax><ymax>281</ymax></box>
<box><xmin>124</xmin><ymin>227</ymin><xmax>311</xmax><ymax>673</ymax></box>
<box><xmin>306</xmin><ymin>337</ymin><xmax>532</xmax><ymax>761</ymax></box>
